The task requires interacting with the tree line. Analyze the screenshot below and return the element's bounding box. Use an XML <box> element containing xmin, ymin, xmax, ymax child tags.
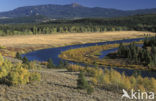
<box><xmin>0</xmin><ymin>14</ymin><xmax>155</xmax><ymax>36</ymax></box>
<box><xmin>117</xmin><ymin>36</ymin><xmax>156</xmax><ymax>67</ymax></box>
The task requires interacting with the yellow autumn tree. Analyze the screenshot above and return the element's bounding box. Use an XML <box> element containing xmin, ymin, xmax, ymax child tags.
<box><xmin>0</xmin><ymin>53</ymin><xmax>41</xmax><ymax>86</ymax></box>
<box><xmin>0</xmin><ymin>56</ymin><xmax>12</xmax><ymax>78</ymax></box>
<box><xmin>151</xmin><ymin>78</ymin><xmax>156</xmax><ymax>93</ymax></box>
<box><xmin>0</xmin><ymin>53</ymin><xmax>4</xmax><ymax>66</ymax></box>
<box><xmin>110</xmin><ymin>69</ymin><xmax>122</xmax><ymax>88</ymax></box>
<box><xmin>67</xmin><ymin>64</ymin><xmax>84</xmax><ymax>72</ymax></box>
<box><xmin>91</xmin><ymin>77</ymin><xmax>98</xmax><ymax>85</ymax></box>
<box><xmin>138</xmin><ymin>84</ymin><xmax>146</xmax><ymax>92</ymax></box>
<box><xmin>29</xmin><ymin>72</ymin><xmax>41</xmax><ymax>82</ymax></box>
<box><xmin>123</xmin><ymin>77</ymin><xmax>131</xmax><ymax>90</ymax></box>
<box><xmin>143</xmin><ymin>77</ymin><xmax>152</xmax><ymax>91</ymax></box>
<box><xmin>103</xmin><ymin>73</ymin><xmax>111</xmax><ymax>85</ymax></box>
<box><xmin>129</xmin><ymin>76</ymin><xmax>137</xmax><ymax>89</ymax></box>
<box><xmin>6</xmin><ymin>65</ymin><xmax>30</xmax><ymax>85</ymax></box>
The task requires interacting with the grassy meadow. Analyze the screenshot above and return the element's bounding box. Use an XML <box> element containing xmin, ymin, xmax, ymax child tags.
<box><xmin>0</xmin><ymin>31</ymin><xmax>155</xmax><ymax>57</ymax></box>
<box><xmin>0</xmin><ymin>31</ymin><xmax>154</xmax><ymax>47</ymax></box>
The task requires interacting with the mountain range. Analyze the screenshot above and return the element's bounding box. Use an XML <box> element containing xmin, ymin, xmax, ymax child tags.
<box><xmin>0</xmin><ymin>3</ymin><xmax>156</xmax><ymax>19</ymax></box>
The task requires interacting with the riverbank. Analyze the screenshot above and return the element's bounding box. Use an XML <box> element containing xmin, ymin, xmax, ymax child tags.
<box><xmin>59</xmin><ymin>41</ymin><xmax>155</xmax><ymax>71</ymax></box>
<box><xmin>0</xmin><ymin>31</ymin><xmax>155</xmax><ymax>57</ymax></box>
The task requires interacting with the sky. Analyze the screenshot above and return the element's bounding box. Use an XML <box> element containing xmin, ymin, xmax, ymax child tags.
<box><xmin>0</xmin><ymin>0</ymin><xmax>156</xmax><ymax>12</ymax></box>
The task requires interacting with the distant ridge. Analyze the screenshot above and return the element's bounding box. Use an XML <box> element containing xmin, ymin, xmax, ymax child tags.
<box><xmin>0</xmin><ymin>3</ymin><xmax>156</xmax><ymax>19</ymax></box>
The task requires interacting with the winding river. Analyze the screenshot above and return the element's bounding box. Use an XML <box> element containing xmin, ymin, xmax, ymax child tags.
<box><xmin>22</xmin><ymin>38</ymin><xmax>156</xmax><ymax>78</ymax></box>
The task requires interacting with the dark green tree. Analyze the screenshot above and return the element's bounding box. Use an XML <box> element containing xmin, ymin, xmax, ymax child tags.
<box><xmin>57</xmin><ymin>60</ymin><xmax>68</xmax><ymax>68</ymax></box>
<box><xmin>77</xmin><ymin>71</ymin><xmax>88</xmax><ymax>89</ymax></box>
<box><xmin>151</xmin><ymin>45</ymin><xmax>156</xmax><ymax>55</ymax></box>
<box><xmin>145</xmin><ymin>50</ymin><xmax>152</xmax><ymax>66</ymax></box>
<box><xmin>118</xmin><ymin>43</ymin><xmax>124</xmax><ymax>57</ymax></box>
<box><xmin>87</xmin><ymin>85</ymin><xmax>94</xmax><ymax>95</ymax></box>
<box><xmin>47</xmin><ymin>58</ymin><xmax>55</xmax><ymax>69</ymax></box>
<box><xmin>22</xmin><ymin>56</ymin><xmax>29</xmax><ymax>64</ymax></box>
<box><xmin>16</xmin><ymin>52</ymin><xmax>22</xmax><ymax>60</ymax></box>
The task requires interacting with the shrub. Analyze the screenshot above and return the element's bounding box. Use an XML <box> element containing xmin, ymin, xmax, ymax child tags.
<box><xmin>85</xmin><ymin>67</ymin><xmax>97</xmax><ymax>77</ymax></box>
<box><xmin>25</xmin><ymin>61</ymin><xmax>41</xmax><ymax>70</ymax></box>
<box><xmin>151</xmin><ymin>78</ymin><xmax>156</xmax><ymax>93</ymax></box>
<box><xmin>0</xmin><ymin>54</ymin><xmax>41</xmax><ymax>86</ymax></box>
<box><xmin>6</xmin><ymin>65</ymin><xmax>30</xmax><ymax>85</ymax></box>
<box><xmin>67</xmin><ymin>64</ymin><xmax>84</xmax><ymax>72</ymax></box>
<box><xmin>0</xmin><ymin>45</ymin><xmax>6</xmax><ymax>49</ymax></box>
<box><xmin>0</xmin><ymin>53</ymin><xmax>4</xmax><ymax>66</ymax></box>
<box><xmin>91</xmin><ymin>78</ymin><xmax>98</xmax><ymax>85</ymax></box>
<box><xmin>29</xmin><ymin>72</ymin><xmax>41</xmax><ymax>82</ymax></box>
<box><xmin>0</xmin><ymin>56</ymin><xmax>12</xmax><ymax>78</ymax></box>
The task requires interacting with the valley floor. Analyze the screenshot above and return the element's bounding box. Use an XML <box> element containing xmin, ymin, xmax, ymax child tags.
<box><xmin>0</xmin><ymin>31</ymin><xmax>155</xmax><ymax>101</ymax></box>
<box><xmin>0</xmin><ymin>31</ymin><xmax>154</xmax><ymax>48</ymax></box>
<box><xmin>0</xmin><ymin>31</ymin><xmax>155</xmax><ymax>57</ymax></box>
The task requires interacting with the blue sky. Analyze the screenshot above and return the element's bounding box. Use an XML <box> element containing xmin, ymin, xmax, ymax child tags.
<box><xmin>0</xmin><ymin>0</ymin><xmax>156</xmax><ymax>12</ymax></box>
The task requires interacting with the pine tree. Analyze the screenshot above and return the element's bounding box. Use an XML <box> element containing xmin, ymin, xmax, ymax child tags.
<box><xmin>151</xmin><ymin>45</ymin><xmax>156</xmax><ymax>55</ymax></box>
<box><xmin>16</xmin><ymin>52</ymin><xmax>22</xmax><ymax>60</ymax></box>
<box><xmin>57</xmin><ymin>60</ymin><xmax>66</xmax><ymax>68</ymax></box>
<box><xmin>22</xmin><ymin>56</ymin><xmax>29</xmax><ymax>64</ymax></box>
<box><xmin>33</xmin><ymin>26</ymin><xmax>37</xmax><ymax>34</ymax></box>
<box><xmin>145</xmin><ymin>51</ymin><xmax>152</xmax><ymax>66</ymax></box>
<box><xmin>77</xmin><ymin>71</ymin><xmax>88</xmax><ymax>89</ymax></box>
<box><xmin>143</xmin><ymin>37</ymin><xmax>149</xmax><ymax>48</ymax></box>
<box><xmin>87</xmin><ymin>85</ymin><xmax>94</xmax><ymax>95</ymax></box>
<box><xmin>47</xmin><ymin>58</ymin><xmax>55</xmax><ymax>69</ymax></box>
<box><xmin>118</xmin><ymin>43</ymin><xmax>124</xmax><ymax>57</ymax></box>
<box><xmin>127</xmin><ymin>48</ymin><xmax>132</xmax><ymax>60</ymax></box>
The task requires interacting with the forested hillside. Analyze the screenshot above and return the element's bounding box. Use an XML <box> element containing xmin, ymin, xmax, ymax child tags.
<box><xmin>0</xmin><ymin>15</ymin><xmax>47</xmax><ymax>24</ymax></box>
<box><xmin>0</xmin><ymin>3</ymin><xmax>156</xmax><ymax>19</ymax></box>
<box><xmin>0</xmin><ymin>14</ymin><xmax>155</xmax><ymax>36</ymax></box>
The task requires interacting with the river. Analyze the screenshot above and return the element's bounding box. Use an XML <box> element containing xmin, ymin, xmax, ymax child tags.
<box><xmin>22</xmin><ymin>38</ymin><xmax>156</xmax><ymax>78</ymax></box>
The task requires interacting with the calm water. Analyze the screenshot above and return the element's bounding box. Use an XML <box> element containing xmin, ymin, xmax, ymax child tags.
<box><xmin>22</xmin><ymin>38</ymin><xmax>156</xmax><ymax>78</ymax></box>
<box><xmin>22</xmin><ymin>38</ymin><xmax>143</xmax><ymax>64</ymax></box>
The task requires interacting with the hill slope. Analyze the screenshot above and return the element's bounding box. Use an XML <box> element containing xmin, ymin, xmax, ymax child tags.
<box><xmin>0</xmin><ymin>3</ymin><xmax>156</xmax><ymax>19</ymax></box>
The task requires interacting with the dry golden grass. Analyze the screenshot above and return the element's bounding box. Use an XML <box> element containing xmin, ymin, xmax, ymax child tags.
<box><xmin>0</xmin><ymin>31</ymin><xmax>155</xmax><ymax>48</ymax></box>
